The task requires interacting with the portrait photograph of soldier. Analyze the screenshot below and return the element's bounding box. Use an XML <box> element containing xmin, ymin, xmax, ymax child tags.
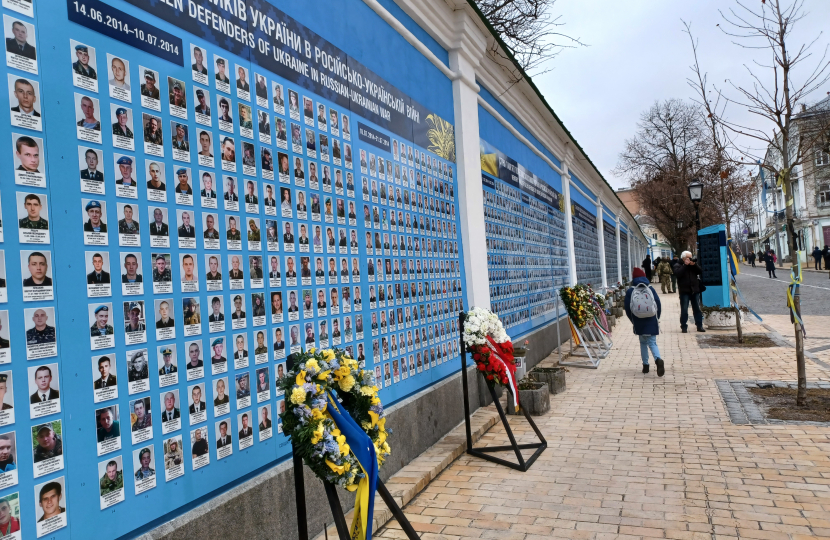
<box><xmin>142</xmin><ymin>112</ymin><xmax>163</xmax><ymax>147</ymax></box>
<box><xmin>154</xmin><ymin>298</ymin><xmax>175</xmax><ymax>331</ymax></box>
<box><xmin>110</xmin><ymin>105</ymin><xmax>134</xmax><ymax>141</ymax></box>
<box><xmin>190</xmin><ymin>426</ymin><xmax>209</xmax><ymax>467</ymax></box>
<box><xmin>214</xmin><ymin>54</ymin><xmax>229</xmax><ymax>86</ymax></box>
<box><xmin>21</xmin><ymin>251</ymin><xmax>53</xmax><ymax>299</ymax></box>
<box><xmin>132</xmin><ymin>446</ymin><xmax>156</xmax><ymax>491</ymax></box>
<box><xmin>16</xmin><ymin>192</ymin><xmax>49</xmax><ymax>244</ymax></box>
<box><xmin>34</xmin><ymin>476</ymin><xmax>67</xmax><ymax>535</ymax></box>
<box><xmin>12</xmin><ymin>133</ymin><xmax>44</xmax><ymax>187</ymax></box>
<box><xmin>81</xmin><ymin>199</ymin><xmax>107</xmax><ymax>239</ymax></box>
<box><xmin>168</xmin><ymin>76</ymin><xmax>186</xmax><ymax>107</ymax></box>
<box><xmin>151</xmin><ymin>253</ymin><xmax>172</xmax><ymax>284</ymax></box>
<box><xmin>194</xmin><ymin>87</ymin><xmax>210</xmax><ymax>118</ymax></box>
<box><xmin>4</xmin><ymin>17</ymin><xmax>36</xmax><ymax>70</ymax></box>
<box><xmin>171</xmin><ymin>121</ymin><xmax>189</xmax><ymax>152</ymax></box>
<box><xmin>148</xmin><ymin>207</ymin><xmax>169</xmax><ymax>238</ymax></box>
<box><xmin>116</xmin><ymin>202</ymin><xmax>140</xmax><ymax>237</ymax></box>
<box><xmin>160</xmin><ymin>388</ymin><xmax>180</xmax><ymax>422</ymax></box>
<box><xmin>157</xmin><ymin>347</ymin><xmax>177</xmax><ymax>378</ymax></box>
<box><xmin>0</xmin><ymin>371</ymin><xmax>13</xmax><ymax>412</ymax></box>
<box><xmin>130</xmin><ymin>397</ymin><xmax>152</xmax><ymax>432</ymax></box>
<box><xmin>97</xmin><ymin>456</ymin><xmax>124</xmax><ymax>508</ymax></box>
<box><xmin>78</xmin><ymin>147</ymin><xmax>104</xmax><ymax>192</ymax></box>
<box><xmin>126</xmin><ymin>349</ymin><xmax>149</xmax><ymax>385</ymax></box>
<box><xmin>106</xmin><ymin>53</ymin><xmax>130</xmax><ymax>97</ymax></box>
<box><xmin>163</xmin><ymin>435</ymin><xmax>184</xmax><ymax>479</ymax></box>
<box><xmin>70</xmin><ymin>40</ymin><xmax>96</xmax><ymax>82</ymax></box>
<box><xmin>120</xmin><ymin>253</ymin><xmax>143</xmax><ymax>285</ymax></box>
<box><xmin>145</xmin><ymin>160</ymin><xmax>166</xmax><ymax>199</ymax></box>
<box><xmin>123</xmin><ymin>301</ymin><xmax>146</xmax><ymax>337</ymax></box>
<box><xmin>9</xmin><ymin>75</ymin><xmax>41</xmax><ymax>129</ymax></box>
<box><xmin>113</xmin><ymin>156</ymin><xmax>136</xmax><ymax>189</ymax></box>
<box><xmin>88</xmin><ymin>303</ymin><xmax>113</xmax><ymax>338</ymax></box>
<box><xmin>93</xmin><ymin>354</ymin><xmax>117</xmax><ymax>391</ymax></box>
<box><xmin>191</xmin><ymin>44</ymin><xmax>208</xmax><ymax>78</ymax></box>
<box><xmin>0</xmin><ymin>430</ymin><xmax>15</xmax><ymax>478</ymax></box>
<box><xmin>83</xmin><ymin>251</ymin><xmax>111</xmax><ymax>290</ymax></box>
<box><xmin>139</xmin><ymin>67</ymin><xmax>160</xmax><ymax>103</ymax></box>
<box><xmin>28</xmin><ymin>363</ymin><xmax>59</xmax><ymax>406</ymax></box>
<box><xmin>95</xmin><ymin>404</ymin><xmax>121</xmax><ymax>448</ymax></box>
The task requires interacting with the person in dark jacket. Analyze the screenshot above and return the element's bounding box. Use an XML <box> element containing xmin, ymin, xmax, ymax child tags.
<box><xmin>624</xmin><ymin>268</ymin><xmax>664</xmax><ymax>376</ymax></box>
<box><xmin>673</xmin><ymin>251</ymin><xmax>705</xmax><ymax>333</ymax></box>
<box><xmin>812</xmin><ymin>246</ymin><xmax>822</xmax><ymax>270</ymax></box>
<box><xmin>823</xmin><ymin>246</ymin><xmax>830</xmax><ymax>272</ymax></box>
<box><xmin>642</xmin><ymin>255</ymin><xmax>653</xmax><ymax>282</ymax></box>
<box><xmin>748</xmin><ymin>251</ymin><xmax>756</xmax><ymax>268</ymax></box>
<box><xmin>765</xmin><ymin>249</ymin><xmax>777</xmax><ymax>278</ymax></box>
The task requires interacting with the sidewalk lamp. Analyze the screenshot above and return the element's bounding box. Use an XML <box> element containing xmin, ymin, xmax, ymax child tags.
<box><xmin>688</xmin><ymin>181</ymin><xmax>704</xmax><ymax>257</ymax></box>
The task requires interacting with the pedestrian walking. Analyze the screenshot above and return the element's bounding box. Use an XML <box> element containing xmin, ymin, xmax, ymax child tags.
<box><xmin>765</xmin><ymin>249</ymin><xmax>777</xmax><ymax>278</ymax></box>
<box><xmin>748</xmin><ymin>251</ymin><xmax>756</xmax><ymax>268</ymax></box>
<box><xmin>812</xmin><ymin>246</ymin><xmax>822</xmax><ymax>270</ymax></box>
<box><xmin>757</xmin><ymin>250</ymin><xmax>765</xmax><ymax>265</ymax></box>
<box><xmin>642</xmin><ymin>255</ymin><xmax>653</xmax><ymax>282</ymax></box>
<box><xmin>823</xmin><ymin>245</ymin><xmax>830</xmax><ymax>272</ymax></box>
<box><xmin>624</xmin><ymin>268</ymin><xmax>664</xmax><ymax>376</ymax></box>
<box><xmin>657</xmin><ymin>258</ymin><xmax>673</xmax><ymax>294</ymax></box>
<box><xmin>673</xmin><ymin>251</ymin><xmax>705</xmax><ymax>333</ymax></box>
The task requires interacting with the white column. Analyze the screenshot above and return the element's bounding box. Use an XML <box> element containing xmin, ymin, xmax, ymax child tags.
<box><xmin>561</xmin><ymin>161</ymin><xmax>577</xmax><ymax>286</ymax></box>
<box><xmin>615</xmin><ymin>213</ymin><xmax>622</xmax><ymax>284</ymax></box>
<box><xmin>626</xmin><ymin>225</ymin><xmax>632</xmax><ymax>277</ymax></box>
<box><xmin>596</xmin><ymin>197</ymin><xmax>607</xmax><ymax>290</ymax></box>
<box><xmin>449</xmin><ymin>17</ymin><xmax>488</xmax><ymax>309</ymax></box>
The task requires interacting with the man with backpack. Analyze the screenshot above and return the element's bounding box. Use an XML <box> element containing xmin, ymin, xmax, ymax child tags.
<box><xmin>673</xmin><ymin>251</ymin><xmax>705</xmax><ymax>333</ymax></box>
<box><xmin>624</xmin><ymin>268</ymin><xmax>664</xmax><ymax>376</ymax></box>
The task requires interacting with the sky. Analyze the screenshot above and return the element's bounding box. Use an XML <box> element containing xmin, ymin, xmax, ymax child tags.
<box><xmin>533</xmin><ymin>0</ymin><xmax>830</xmax><ymax>190</ymax></box>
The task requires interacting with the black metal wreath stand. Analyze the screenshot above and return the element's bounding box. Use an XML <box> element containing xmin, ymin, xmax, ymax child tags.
<box><xmin>458</xmin><ymin>311</ymin><xmax>547</xmax><ymax>471</ymax></box>
<box><xmin>292</xmin><ymin>443</ymin><xmax>421</xmax><ymax>540</ymax></box>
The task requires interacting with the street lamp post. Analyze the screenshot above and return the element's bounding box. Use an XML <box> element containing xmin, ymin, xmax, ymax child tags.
<box><xmin>688</xmin><ymin>181</ymin><xmax>704</xmax><ymax>256</ymax></box>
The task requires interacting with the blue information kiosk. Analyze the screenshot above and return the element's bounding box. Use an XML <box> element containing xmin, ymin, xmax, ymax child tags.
<box><xmin>697</xmin><ymin>224</ymin><xmax>731</xmax><ymax>308</ymax></box>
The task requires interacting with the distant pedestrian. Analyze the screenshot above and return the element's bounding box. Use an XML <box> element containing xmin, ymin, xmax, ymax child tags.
<box><xmin>624</xmin><ymin>268</ymin><xmax>664</xmax><ymax>376</ymax></box>
<box><xmin>673</xmin><ymin>251</ymin><xmax>704</xmax><ymax>333</ymax></box>
<box><xmin>657</xmin><ymin>258</ymin><xmax>673</xmax><ymax>294</ymax></box>
<box><xmin>748</xmin><ymin>251</ymin><xmax>756</xmax><ymax>268</ymax></box>
<box><xmin>642</xmin><ymin>255</ymin><xmax>652</xmax><ymax>282</ymax></box>
<box><xmin>812</xmin><ymin>246</ymin><xmax>822</xmax><ymax>270</ymax></box>
<box><xmin>757</xmin><ymin>250</ymin><xmax>765</xmax><ymax>264</ymax></box>
<box><xmin>670</xmin><ymin>255</ymin><xmax>679</xmax><ymax>292</ymax></box>
<box><xmin>823</xmin><ymin>245</ymin><xmax>830</xmax><ymax>272</ymax></box>
<box><xmin>766</xmin><ymin>249</ymin><xmax>777</xmax><ymax>278</ymax></box>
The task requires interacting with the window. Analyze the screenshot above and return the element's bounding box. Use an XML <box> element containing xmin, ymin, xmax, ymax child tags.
<box><xmin>816</xmin><ymin>146</ymin><xmax>830</xmax><ymax>167</ymax></box>
<box><xmin>819</xmin><ymin>184</ymin><xmax>830</xmax><ymax>207</ymax></box>
<box><xmin>652</xmin><ymin>233</ymin><xmax>657</xmax><ymax>240</ymax></box>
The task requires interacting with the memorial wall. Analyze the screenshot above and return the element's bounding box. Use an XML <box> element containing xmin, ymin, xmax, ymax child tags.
<box><xmin>0</xmin><ymin>0</ymin><xmax>466</xmax><ymax>536</ymax></box>
<box><xmin>603</xmin><ymin>216</ymin><xmax>618</xmax><ymax>285</ymax></box>
<box><xmin>479</xmin><ymin>139</ymin><xmax>568</xmax><ymax>336</ymax></box>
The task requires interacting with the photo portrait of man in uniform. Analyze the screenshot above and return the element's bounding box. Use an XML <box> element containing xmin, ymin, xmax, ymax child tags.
<box><xmin>21</xmin><ymin>306</ymin><xmax>53</xmax><ymax>353</ymax></box>
<box><xmin>94</xmin><ymin>356</ymin><xmax>116</xmax><ymax>389</ymax></box>
<box><xmin>80</xmin><ymin>148</ymin><xmax>103</xmax><ymax>181</ymax></box>
<box><xmin>140</xmin><ymin>69</ymin><xmax>159</xmax><ymax>99</ymax></box>
<box><xmin>143</xmin><ymin>114</ymin><xmax>163</xmax><ymax>145</ymax></box>
<box><xmin>127</xmin><ymin>350</ymin><xmax>148</xmax><ymax>383</ymax></box>
<box><xmin>108</xmin><ymin>56</ymin><xmax>129</xmax><ymax>91</ymax></box>
<box><xmin>90</xmin><ymin>304</ymin><xmax>113</xmax><ymax>337</ymax></box>
<box><xmin>112</xmin><ymin>107</ymin><xmax>132</xmax><ymax>138</ymax></box>
<box><xmin>72</xmin><ymin>43</ymin><xmax>96</xmax><ymax>79</ymax></box>
<box><xmin>19</xmin><ymin>193</ymin><xmax>47</xmax><ymax>230</ymax></box>
<box><xmin>5</xmin><ymin>20</ymin><xmax>36</xmax><ymax>60</ymax></box>
<box><xmin>11</xmin><ymin>78</ymin><xmax>40</xmax><ymax>117</ymax></box>
<box><xmin>33</xmin><ymin>424</ymin><xmax>62</xmax><ymax>462</ymax></box>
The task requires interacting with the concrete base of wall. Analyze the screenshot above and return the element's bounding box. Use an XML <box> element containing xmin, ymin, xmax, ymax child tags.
<box><xmin>136</xmin><ymin>317</ymin><xmax>570</xmax><ymax>540</ymax></box>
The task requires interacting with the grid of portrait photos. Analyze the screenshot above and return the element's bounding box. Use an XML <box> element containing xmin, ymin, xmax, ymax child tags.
<box><xmin>571</xmin><ymin>201</ymin><xmax>603</xmax><ymax>286</ymax></box>
<box><xmin>603</xmin><ymin>219</ymin><xmax>620</xmax><ymax>285</ymax></box>
<box><xmin>482</xmin><ymin>175</ymin><xmax>569</xmax><ymax>334</ymax></box>
<box><xmin>0</xmin><ymin>0</ymin><xmax>70</xmax><ymax>535</ymax></box>
<box><xmin>53</xmin><ymin>29</ymin><xmax>464</xmax><ymax>528</ymax></box>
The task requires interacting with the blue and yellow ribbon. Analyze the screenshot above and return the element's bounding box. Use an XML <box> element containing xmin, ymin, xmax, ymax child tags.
<box><xmin>326</xmin><ymin>392</ymin><xmax>378</xmax><ymax>540</ymax></box>
<box><xmin>787</xmin><ymin>256</ymin><xmax>806</xmax><ymax>336</ymax></box>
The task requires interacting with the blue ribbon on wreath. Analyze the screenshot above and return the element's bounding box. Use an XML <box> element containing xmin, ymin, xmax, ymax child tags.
<box><xmin>326</xmin><ymin>391</ymin><xmax>378</xmax><ymax>540</ymax></box>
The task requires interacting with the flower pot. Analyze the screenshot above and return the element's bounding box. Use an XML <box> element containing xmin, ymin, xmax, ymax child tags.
<box><xmin>506</xmin><ymin>382</ymin><xmax>549</xmax><ymax>416</ymax></box>
<box><xmin>529</xmin><ymin>367</ymin><xmax>566</xmax><ymax>394</ymax></box>
<box><xmin>704</xmin><ymin>310</ymin><xmax>736</xmax><ymax>330</ymax></box>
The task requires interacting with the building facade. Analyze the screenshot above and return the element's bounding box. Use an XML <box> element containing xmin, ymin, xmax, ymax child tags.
<box><xmin>0</xmin><ymin>0</ymin><xmax>648</xmax><ymax>538</ymax></box>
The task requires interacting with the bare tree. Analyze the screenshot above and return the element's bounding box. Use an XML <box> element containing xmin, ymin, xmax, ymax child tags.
<box><xmin>472</xmin><ymin>0</ymin><xmax>584</xmax><ymax>77</ymax></box>
<box><xmin>694</xmin><ymin>0</ymin><xmax>830</xmax><ymax>405</ymax></box>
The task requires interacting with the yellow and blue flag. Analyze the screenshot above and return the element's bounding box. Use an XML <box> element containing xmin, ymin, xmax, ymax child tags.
<box><xmin>326</xmin><ymin>391</ymin><xmax>378</xmax><ymax>540</ymax></box>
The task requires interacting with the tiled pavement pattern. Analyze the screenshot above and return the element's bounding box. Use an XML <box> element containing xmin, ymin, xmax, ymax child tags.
<box><xmin>374</xmin><ymin>294</ymin><xmax>830</xmax><ymax>540</ymax></box>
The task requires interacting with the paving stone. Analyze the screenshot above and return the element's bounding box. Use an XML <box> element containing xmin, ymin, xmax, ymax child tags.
<box><xmin>370</xmin><ymin>295</ymin><xmax>830</xmax><ymax>539</ymax></box>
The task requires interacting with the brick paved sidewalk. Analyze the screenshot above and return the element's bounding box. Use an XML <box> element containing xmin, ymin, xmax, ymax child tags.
<box><xmin>376</xmin><ymin>293</ymin><xmax>830</xmax><ymax>540</ymax></box>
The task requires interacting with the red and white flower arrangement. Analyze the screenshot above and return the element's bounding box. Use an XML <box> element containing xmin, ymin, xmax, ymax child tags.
<box><xmin>462</xmin><ymin>307</ymin><xmax>518</xmax><ymax>404</ymax></box>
